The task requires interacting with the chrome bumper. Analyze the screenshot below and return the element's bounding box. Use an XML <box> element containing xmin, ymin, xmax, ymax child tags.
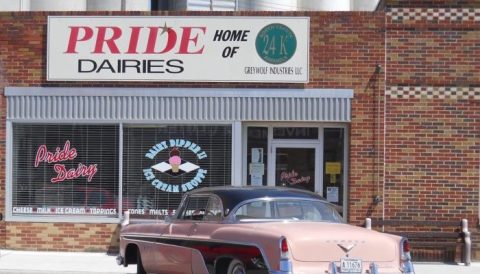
<box><xmin>269</xmin><ymin>258</ymin><xmax>293</xmax><ymax>274</ymax></box>
<box><xmin>116</xmin><ymin>255</ymin><xmax>124</xmax><ymax>266</ymax></box>
<box><xmin>271</xmin><ymin>261</ymin><xmax>415</xmax><ymax>274</ymax></box>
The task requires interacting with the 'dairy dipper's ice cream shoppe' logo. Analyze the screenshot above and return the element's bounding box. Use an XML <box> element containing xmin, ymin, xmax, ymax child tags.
<box><xmin>255</xmin><ymin>23</ymin><xmax>297</xmax><ymax>65</ymax></box>
<box><xmin>143</xmin><ymin>139</ymin><xmax>208</xmax><ymax>192</ymax></box>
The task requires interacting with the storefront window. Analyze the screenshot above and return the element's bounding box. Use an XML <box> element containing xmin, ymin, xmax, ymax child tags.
<box><xmin>246</xmin><ymin>127</ymin><xmax>268</xmax><ymax>186</ymax></box>
<box><xmin>275</xmin><ymin>147</ymin><xmax>316</xmax><ymax>192</ymax></box>
<box><xmin>11</xmin><ymin>124</ymin><xmax>119</xmax><ymax>218</ymax></box>
<box><xmin>122</xmin><ymin>125</ymin><xmax>232</xmax><ymax>218</ymax></box>
<box><xmin>323</xmin><ymin>128</ymin><xmax>345</xmax><ymax>208</ymax></box>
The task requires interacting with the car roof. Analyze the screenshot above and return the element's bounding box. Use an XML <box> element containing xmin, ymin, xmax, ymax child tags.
<box><xmin>187</xmin><ymin>186</ymin><xmax>325</xmax><ymax>214</ymax></box>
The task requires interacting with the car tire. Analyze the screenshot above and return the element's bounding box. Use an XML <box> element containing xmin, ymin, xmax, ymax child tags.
<box><xmin>227</xmin><ymin>259</ymin><xmax>246</xmax><ymax>274</ymax></box>
<box><xmin>136</xmin><ymin>249</ymin><xmax>146</xmax><ymax>274</ymax></box>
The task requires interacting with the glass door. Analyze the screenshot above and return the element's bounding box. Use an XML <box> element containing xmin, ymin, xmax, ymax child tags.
<box><xmin>269</xmin><ymin>143</ymin><xmax>321</xmax><ymax>194</ymax></box>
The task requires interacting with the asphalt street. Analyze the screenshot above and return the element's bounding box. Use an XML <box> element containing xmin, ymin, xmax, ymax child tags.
<box><xmin>0</xmin><ymin>249</ymin><xmax>478</xmax><ymax>273</ymax></box>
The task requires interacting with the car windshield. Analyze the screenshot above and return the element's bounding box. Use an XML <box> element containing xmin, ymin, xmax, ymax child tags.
<box><xmin>233</xmin><ymin>199</ymin><xmax>343</xmax><ymax>223</ymax></box>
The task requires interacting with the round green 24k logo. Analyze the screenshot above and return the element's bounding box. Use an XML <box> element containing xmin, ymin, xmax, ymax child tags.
<box><xmin>255</xmin><ymin>23</ymin><xmax>297</xmax><ymax>65</ymax></box>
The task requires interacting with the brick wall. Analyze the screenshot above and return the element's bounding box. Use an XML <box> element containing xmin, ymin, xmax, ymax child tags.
<box><xmin>386</xmin><ymin>5</ymin><xmax>480</xmax><ymax>258</ymax></box>
<box><xmin>384</xmin><ymin>0</ymin><xmax>480</xmax><ymax>8</ymax></box>
<box><xmin>6</xmin><ymin>223</ymin><xmax>120</xmax><ymax>252</ymax></box>
<box><xmin>309</xmin><ymin>12</ymin><xmax>386</xmax><ymax>224</ymax></box>
<box><xmin>0</xmin><ymin>11</ymin><xmax>385</xmax><ymax>251</ymax></box>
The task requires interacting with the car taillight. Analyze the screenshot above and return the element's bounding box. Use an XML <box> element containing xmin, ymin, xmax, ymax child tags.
<box><xmin>281</xmin><ymin>238</ymin><xmax>289</xmax><ymax>253</ymax></box>
<box><xmin>279</xmin><ymin>237</ymin><xmax>293</xmax><ymax>272</ymax></box>
<box><xmin>403</xmin><ymin>239</ymin><xmax>411</xmax><ymax>253</ymax></box>
<box><xmin>400</xmin><ymin>238</ymin><xmax>415</xmax><ymax>273</ymax></box>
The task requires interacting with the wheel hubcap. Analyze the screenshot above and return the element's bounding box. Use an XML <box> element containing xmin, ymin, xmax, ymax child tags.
<box><xmin>232</xmin><ymin>265</ymin><xmax>246</xmax><ymax>274</ymax></box>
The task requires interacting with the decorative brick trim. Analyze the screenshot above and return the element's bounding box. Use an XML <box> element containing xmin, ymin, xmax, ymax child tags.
<box><xmin>387</xmin><ymin>86</ymin><xmax>480</xmax><ymax>100</ymax></box>
<box><xmin>388</xmin><ymin>8</ymin><xmax>480</xmax><ymax>22</ymax></box>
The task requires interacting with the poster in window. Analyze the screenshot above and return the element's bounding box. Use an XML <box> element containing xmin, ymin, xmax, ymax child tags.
<box><xmin>326</xmin><ymin>187</ymin><xmax>339</xmax><ymax>203</ymax></box>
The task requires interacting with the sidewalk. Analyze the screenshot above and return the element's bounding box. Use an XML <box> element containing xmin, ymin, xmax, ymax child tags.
<box><xmin>0</xmin><ymin>249</ymin><xmax>479</xmax><ymax>274</ymax></box>
<box><xmin>0</xmin><ymin>250</ymin><xmax>135</xmax><ymax>274</ymax></box>
<box><xmin>415</xmin><ymin>262</ymin><xmax>480</xmax><ymax>274</ymax></box>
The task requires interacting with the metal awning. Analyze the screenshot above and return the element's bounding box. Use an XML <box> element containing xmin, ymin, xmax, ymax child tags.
<box><xmin>5</xmin><ymin>87</ymin><xmax>353</xmax><ymax>122</ymax></box>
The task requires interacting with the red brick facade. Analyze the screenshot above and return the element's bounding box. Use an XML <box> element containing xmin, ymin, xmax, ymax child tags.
<box><xmin>384</xmin><ymin>2</ymin><xmax>480</xmax><ymax>259</ymax></box>
<box><xmin>0</xmin><ymin>5</ymin><xmax>478</xmax><ymax>260</ymax></box>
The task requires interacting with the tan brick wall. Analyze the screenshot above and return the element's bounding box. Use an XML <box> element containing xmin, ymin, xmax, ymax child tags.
<box><xmin>384</xmin><ymin>0</ymin><xmax>480</xmax><ymax>8</ymax></box>
<box><xmin>386</xmin><ymin>6</ymin><xmax>480</xmax><ymax>259</ymax></box>
<box><xmin>6</xmin><ymin>223</ymin><xmax>120</xmax><ymax>252</ymax></box>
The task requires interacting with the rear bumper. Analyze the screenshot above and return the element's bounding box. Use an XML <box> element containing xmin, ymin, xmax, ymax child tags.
<box><xmin>288</xmin><ymin>261</ymin><xmax>414</xmax><ymax>274</ymax></box>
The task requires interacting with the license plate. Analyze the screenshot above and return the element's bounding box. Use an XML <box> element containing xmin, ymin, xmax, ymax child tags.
<box><xmin>340</xmin><ymin>258</ymin><xmax>362</xmax><ymax>273</ymax></box>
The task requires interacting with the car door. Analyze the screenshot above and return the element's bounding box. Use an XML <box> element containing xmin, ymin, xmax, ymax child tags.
<box><xmin>187</xmin><ymin>195</ymin><xmax>224</xmax><ymax>270</ymax></box>
<box><xmin>150</xmin><ymin>195</ymin><xmax>211</xmax><ymax>274</ymax></box>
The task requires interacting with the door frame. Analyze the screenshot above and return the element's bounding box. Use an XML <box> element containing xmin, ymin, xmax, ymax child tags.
<box><xmin>269</xmin><ymin>141</ymin><xmax>322</xmax><ymax>195</ymax></box>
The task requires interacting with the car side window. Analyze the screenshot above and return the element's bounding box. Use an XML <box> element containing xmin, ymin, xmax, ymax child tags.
<box><xmin>234</xmin><ymin>201</ymin><xmax>271</xmax><ymax>220</ymax></box>
<box><xmin>204</xmin><ymin>196</ymin><xmax>223</xmax><ymax>221</ymax></box>
<box><xmin>180</xmin><ymin>196</ymin><xmax>210</xmax><ymax>220</ymax></box>
<box><xmin>276</xmin><ymin>201</ymin><xmax>303</xmax><ymax>220</ymax></box>
<box><xmin>179</xmin><ymin>195</ymin><xmax>223</xmax><ymax>221</ymax></box>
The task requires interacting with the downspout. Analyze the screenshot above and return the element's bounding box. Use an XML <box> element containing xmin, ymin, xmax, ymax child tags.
<box><xmin>382</xmin><ymin>4</ymin><xmax>387</xmax><ymax>225</ymax></box>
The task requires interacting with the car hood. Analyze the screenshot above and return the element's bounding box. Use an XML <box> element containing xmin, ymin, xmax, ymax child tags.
<box><xmin>244</xmin><ymin>221</ymin><xmax>400</xmax><ymax>263</ymax></box>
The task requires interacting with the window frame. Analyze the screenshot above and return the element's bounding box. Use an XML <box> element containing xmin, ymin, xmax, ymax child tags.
<box><xmin>6</xmin><ymin>121</ymin><xmax>121</xmax><ymax>223</ymax></box>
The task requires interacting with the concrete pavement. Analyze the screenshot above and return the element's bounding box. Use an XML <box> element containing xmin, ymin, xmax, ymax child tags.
<box><xmin>0</xmin><ymin>249</ymin><xmax>479</xmax><ymax>273</ymax></box>
<box><xmin>413</xmin><ymin>262</ymin><xmax>480</xmax><ymax>274</ymax></box>
<box><xmin>0</xmin><ymin>250</ymin><xmax>135</xmax><ymax>274</ymax></box>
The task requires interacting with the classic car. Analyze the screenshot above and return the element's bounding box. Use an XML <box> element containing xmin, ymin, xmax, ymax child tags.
<box><xmin>117</xmin><ymin>186</ymin><xmax>415</xmax><ymax>274</ymax></box>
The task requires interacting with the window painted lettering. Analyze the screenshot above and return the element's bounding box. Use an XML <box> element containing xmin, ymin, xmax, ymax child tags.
<box><xmin>35</xmin><ymin>140</ymin><xmax>77</xmax><ymax>167</ymax></box>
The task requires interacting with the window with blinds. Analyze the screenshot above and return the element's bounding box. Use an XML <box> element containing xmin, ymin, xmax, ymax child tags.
<box><xmin>11</xmin><ymin>124</ymin><xmax>119</xmax><ymax>218</ymax></box>
<box><xmin>122</xmin><ymin>125</ymin><xmax>232</xmax><ymax>219</ymax></box>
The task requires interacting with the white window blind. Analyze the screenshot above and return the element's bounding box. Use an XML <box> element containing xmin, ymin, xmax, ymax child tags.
<box><xmin>122</xmin><ymin>125</ymin><xmax>232</xmax><ymax>219</ymax></box>
<box><xmin>11</xmin><ymin>124</ymin><xmax>119</xmax><ymax>218</ymax></box>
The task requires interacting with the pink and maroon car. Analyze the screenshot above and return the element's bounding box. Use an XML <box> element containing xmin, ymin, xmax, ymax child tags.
<box><xmin>117</xmin><ymin>186</ymin><xmax>415</xmax><ymax>274</ymax></box>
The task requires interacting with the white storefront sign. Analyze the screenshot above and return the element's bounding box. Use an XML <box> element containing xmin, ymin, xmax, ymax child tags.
<box><xmin>47</xmin><ymin>16</ymin><xmax>309</xmax><ymax>83</ymax></box>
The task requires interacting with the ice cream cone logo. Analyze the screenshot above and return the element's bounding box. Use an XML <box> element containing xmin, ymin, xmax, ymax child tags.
<box><xmin>169</xmin><ymin>147</ymin><xmax>181</xmax><ymax>173</ymax></box>
<box><xmin>145</xmin><ymin>139</ymin><xmax>208</xmax><ymax>192</ymax></box>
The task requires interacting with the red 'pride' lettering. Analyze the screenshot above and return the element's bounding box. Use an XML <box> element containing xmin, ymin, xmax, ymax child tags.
<box><xmin>35</xmin><ymin>140</ymin><xmax>77</xmax><ymax>167</ymax></box>
<box><xmin>64</xmin><ymin>26</ymin><xmax>206</xmax><ymax>55</ymax></box>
